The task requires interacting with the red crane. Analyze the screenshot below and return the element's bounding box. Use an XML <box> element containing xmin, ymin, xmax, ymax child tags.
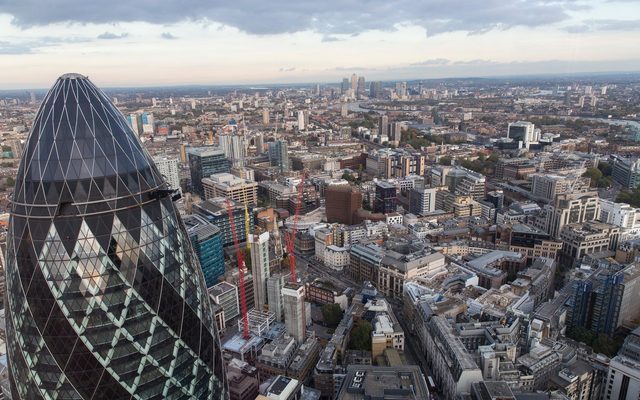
<box><xmin>226</xmin><ymin>199</ymin><xmax>250</xmax><ymax>340</ymax></box>
<box><xmin>284</xmin><ymin>174</ymin><xmax>305</xmax><ymax>284</ymax></box>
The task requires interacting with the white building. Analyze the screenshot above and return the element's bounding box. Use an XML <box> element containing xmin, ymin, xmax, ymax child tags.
<box><xmin>599</xmin><ymin>199</ymin><xmax>640</xmax><ymax>238</ymax></box>
<box><xmin>324</xmin><ymin>245</ymin><xmax>350</xmax><ymax>271</ymax></box>
<box><xmin>282</xmin><ymin>284</ymin><xmax>306</xmax><ymax>344</ymax></box>
<box><xmin>153</xmin><ymin>156</ymin><xmax>181</xmax><ymax>192</ymax></box>
<box><xmin>385</xmin><ymin>213</ymin><xmax>403</xmax><ymax>226</ymax></box>
<box><xmin>250</xmin><ymin>231</ymin><xmax>270</xmax><ymax>311</ymax></box>
<box><xmin>604</xmin><ymin>356</ymin><xmax>640</xmax><ymax>399</ymax></box>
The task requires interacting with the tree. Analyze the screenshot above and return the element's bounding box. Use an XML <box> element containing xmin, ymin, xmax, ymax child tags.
<box><xmin>5</xmin><ymin>177</ymin><xmax>15</xmax><ymax>187</ymax></box>
<box><xmin>322</xmin><ymin>303</ymin><xmax>343</xmax><ymax>328</ymax></box>
<box><xmin>348</xmin><ymin>320</ymin><xmax>372</xmax><ymax>350</ymax></box>
<box><xmin>617</xmin><ymin>188</ymin><xmax>640</xmax><ymax>207</ymax></box>
<box><xmin>598</xmin><ymin>161</ymin><xmax>612</xmax><ymax>177</ymax></box>
<box><xmin>341</xmin><ymin>172</ymin><xmax>356</xmax><ymax>182</ymax></box>
<box><xmin>439</xmin><ymin>156</ymin><xmax>452</xmax><ymax>166</ymax></box>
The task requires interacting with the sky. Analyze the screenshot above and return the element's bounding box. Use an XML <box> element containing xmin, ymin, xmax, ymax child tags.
<box><xmin>0</xmin><ymin>0</ymin><xmax>639</xmax><ymax>89</ymax></box>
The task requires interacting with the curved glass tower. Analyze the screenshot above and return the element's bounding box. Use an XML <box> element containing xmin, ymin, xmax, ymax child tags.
<box><xmin>5</xmin><ymin>74</ymin><xmax>226</xmax><ymax>399</ymax></box>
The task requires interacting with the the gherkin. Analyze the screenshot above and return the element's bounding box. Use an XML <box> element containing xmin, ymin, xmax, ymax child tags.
<box><xmin>5</xmin><ymin>74</ymin><xmax>226</xmax><ymax>399</ymax></box>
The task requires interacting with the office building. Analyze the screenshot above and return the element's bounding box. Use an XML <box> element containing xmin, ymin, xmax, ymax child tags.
<box><xmin>187</xmin><ymin>147</ymin><xmax>231</xmax><ymax>195</ymax></box>
<box><xmin>297</xmin><ymin>110</ymin><xmax>308</xmax><ymax>131</ymax></box>
<box><xmin>351</xmin><ymin>74</ymin><xmax>358</xmax><ymax>91</ymax></box>
<box><xmin>209</xmin><ymin>281</ymin><xmax>241</xmax><ymax>321</ymax></box>
<box><xmin>370</xmin><ymin>81</ymin><xmax>383</xmax><ymax>98</ymax></box>
<box><xmin>374</xmin><ymin>181</ymin><xmax>397</xmax><ymax>214</ymax></box>
<box><xmin>409</xmin><ymin>186</ymin><xmax>437</xmax><ymax>215</ymax></box>
<box><xmin>256</xmin><ymin>335</ymin><xmax>298</xmax><ymax>381</ymax></box>
<box><xmin>184</xmin><ymin>214</ymin><xmax>225</xmax><ymax>287</ymax></box>
<box><xmin>5</xmin><ymin>74</ymin><xmax>226</xmax><ymax>398</ymax></box>
<box><xmin>604</xmin><ymin>327</ymin><xmax>640</xmax><ymax>400</ymax></box>
<box><xmin>611</xmin><ymin>155</ymin><xmax>640</xmax><ymax>189</ymax></box>
<box><xmin>202</xmin><ymin>172</ymin><xmax>258</xmax><ymax>205</ymax></box>
<box><xmin>325</xmin><ymin>182</ymin><xmax>362</xmax><ymax>225</ymax></box>
<box><xmin>357</xmin><ymin>76</ymin><xmax>366</xmax><ymax>97</ymax></box>
<box><xmin>219</xmin><ymin>133</ymin><xmax>247</xmax><ymax>167</ymax></box>
<box><xmin>126</xmin><ymin>112</ymin><xmax>141</xmax><ymax>136</ymax></box>
<box><xmin>378</xmin><ymin>114</ymin><xmax>389</xmax><ymax>138</ymax></box>
<box><xmin>446</xmin><ymin>167</ymin><xmax>486</xmax><ymax>200</ymax></box>
<box><xmin>542</xmin><ymin>193</ymin><xmax>600</xmax><ymax>238</ymax></box>
<box><xmin>250</xmin><ymin>231</ymin><xmax>271</xmax><ymax>311</ymax></box>
<box><xmin>194</xmin><ymin>197</ymin><xmax>255</xmax><ymax>247</ymax></box>
<box><xmin>153</xmin><ymin>156</ymin><xmax>181</xmax><ymax>192</ymax></box>
<box><xmin>227</xmin><ymin>358</ymin><xmax>259</xmax><ymax>400</ymax></box>
<box><xmin>141</xmin><ymin>111</ymin><xmax>155</xmax><ymax>134</ymax></box>
<box><xmin>258</xmin><ymin>375</ymin><xmax>303</xmax><ymax>400</ymax></box>
<box><xmin>337</xmin><ymin>365</ymin><xmax>430</xmax><ymax>400</ymax></box>
<box><xmin>269</xmin><ymin>140</ymin><xmax>290</xmax><ymax>173</ymax></box>
<box><xmin>560</xmin><ymin>221</ymin><xmax>620</xmax><ymax>262</ymax></box>
<box><xmin>531</xmin><ymin>173</ymin><xmax>590</xmax><ymax>202</ymax></box>
<box><xmin>507</xmin><ymin>121</ymin><xmax>539</xmax><ymax>149</ymax></box>
<box><xmin>282</xmin><ymin>284</ymin><xmax>307</xmax><ymax>344</ymax></box>
<box><xmin>341</xmin><ymin>78</ymin><xmax>350</xmax><ymax>94</ymax></box>
<box><xmin>568</xmin><ymin>264</ymin><xmax>624</xmax><ymax>337</ymax></box>
<box><xmin>267</xmin><ymin>274</ymin><xmax>288</xmax><ymax>322</ymax></box>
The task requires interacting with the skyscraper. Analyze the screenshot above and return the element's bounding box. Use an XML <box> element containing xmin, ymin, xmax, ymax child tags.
<box><xmin>351</xmin><ymin>74</ymin><xmax>358</xmax><ymax>92</ymax></box>
<box><xmin>5</xmin><ymin>74</ymin><xmax>226</xmax><ymax>399</ymax></box>
<box><xmin>282</xmin><ymin>284</ymin><xmax>306</xmax><ymax>344</ymax></box>
<box><xmin>250</xmin><ymin>231</ymin><xmax>270</xmax><ymax>311</ymax></box>
<box><xmin>153</xmin><ymin>155</ymin><xmax>181</xmax><ymax>192</ymax></box>
<box><xmin>269</xmin><ymin>140</ymin><xmax>289</xmax><ymax>173</ymax></box>
<box><xmin>187</xmin><ymin>147</ymin><xmax>231</xmax><ymax>195</ymax></box>
<box><xmin>184</xmin><ymin>214</ymin><xmax>225</xmax><ymax>288</ymax></box>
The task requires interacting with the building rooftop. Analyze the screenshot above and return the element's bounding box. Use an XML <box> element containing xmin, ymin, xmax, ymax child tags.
<box><xmin>338</xmin><ymin>365</ymin><xmax>429</xmax><ymax>400</ymax></box>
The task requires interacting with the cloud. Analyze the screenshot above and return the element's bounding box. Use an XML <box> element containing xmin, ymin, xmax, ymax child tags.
<box><xmin>411</xmin><ymin>58</ymin><xmax>450</xmax><ymax>66</ymax></box>
<box><xmin>0</xmin><ymin>36</ymin><xmax>91</xmax><ymax>54</ymax></box>
<box><xmin>160</xmin><ymin>32</ymin><xmax>178</xmax><ymax>40</ymax></box>
<box><xmin>565</xmin><ymin>19</ymin><xmax>640</xmax><ymax>33</ymax></box>
<box><xmin>321</xmin><ymin>35</ymin><xmax>344</xmax><ymax>42</ymax></box>
<box><xmin>279</xmin><ymin>67</ymin><xmax>296</xmax><ymax>72</ymax></box>
<box><xmin>0</xmin><ymin>41</ymin><xmax>33</xmax><ymax>55</ymax></box>
<box><xmin>97</xmin><ymin>32</ymin><xmax>128</xmax><ymax>39</ymax></box>
<box><xmin>0</xmin><ymin>0</ymin><xmax>594</xmax><ymax>37</ymax></box>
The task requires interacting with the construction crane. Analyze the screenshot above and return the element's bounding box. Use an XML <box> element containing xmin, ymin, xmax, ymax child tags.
<box><xmin>226</xmin><ymin>199</ymin><xmax>250</xmax><ymax>339</ymax></box>
<box><xmin>284</xmin><ymin>173</ymin><xmax>306</xmax><ymax>284</ymax></box>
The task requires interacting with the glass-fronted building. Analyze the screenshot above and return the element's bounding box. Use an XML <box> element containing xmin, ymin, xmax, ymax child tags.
<box><xmin>5</xmin><ymin>73</ymin><xmax>226</xmax><ymax>399</ymax></box>
<box><xmin>187</xmin><ymin>147</ymin><xmax>231</xmax><ymax>195</ymax></box>
<box><xmin>184</xmin><ymin>214</ymin><xmax>225</xmax><ymax>287</ymax></box>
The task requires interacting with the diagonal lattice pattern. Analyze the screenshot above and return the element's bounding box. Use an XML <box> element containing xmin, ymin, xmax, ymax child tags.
<box><xmin>5</xmin><ymin>73</ymin><xmax>226</xmax><ymax>399</ymax></box>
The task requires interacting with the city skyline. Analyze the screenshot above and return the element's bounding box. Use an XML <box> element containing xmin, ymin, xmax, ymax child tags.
<box><xmin>0</xmin><ymin>0</ymin><xmax>639</xmax><ymax>89</ymax></box>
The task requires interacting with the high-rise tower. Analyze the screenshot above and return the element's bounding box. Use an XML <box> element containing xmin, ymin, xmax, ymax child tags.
<box><xmin>5</xmin><ymin>74</ymin><xmax>226</xmax><ymax>399</ymax></box>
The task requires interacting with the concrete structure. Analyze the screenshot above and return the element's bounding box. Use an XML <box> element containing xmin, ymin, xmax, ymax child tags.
<box><xmin>531</xmin><ymin>173</ymin><xmax>590</xmax><ymax>202</ymax></box>
<box><xmin>282</xmin><ymin>284</ymin><xmax>307</xmax><ymax>344</ymax></box>
<box><xmin>227</xmin><ymin>358</ymin><xmax>260</xmax><ymax>400</ymax></box>
<box><xmin>559</xmin><ymin>221</ymin><xmax>620</xmax><ymax>261</ymax></box>
<box><xmin>423</xmin><ymin>316</ymin><xmax>483</xmax><ymax>399</ymax></box>
<box><xmin>409</xmin><ymin>186</ymin><xmax>437</xmax><ymax>215</ymax></box>
<box><xmin>542</xmin><ymin>193</ymin><xmax>600</xmax><ymax>238</ymax></box>
<box><xmin>209</xmin><ymin>281</ymin><xmax>241</xmax><ymax>321</ymax></box>
<box><xmin>604</xmin><ymin>327</ymin><xmax>640</xmax><ymax>400</ymax></box>
<box><xmin>256</xmin><ymin>335</ymin><xmax>298</xmax><ymax>381</ymax></box>
<box><xmin>336</xmin><ymin>365</ymin><xmax>430</xmax><ymax>400</ymax></box>
<box><xmin>599</xmin><ymin>199</ymin><xmax>640</xmax><ymax>238</ymax></box>
<box><xmin>267</xmin><ymin>274</ymin><xmax>288</xmax><ymax>322</ymax></box>
<box><xmin>611</xmin><ymin>155</ymin><xmax>640</xmax><ymax>189</ymax></box>
<box><xmin>153</xmin><ymin>155</ymin><xmax>181</xmax><ymax>192</ymax></box>
<box><xmin>251</xmin><ymin>231</ymin><xmax>271</xmax><ymax>311</ymax></box>
<box><xmin>202</xmin><ymin>172</ymin><xmax>258</xmax><ymax>205</ymax></box>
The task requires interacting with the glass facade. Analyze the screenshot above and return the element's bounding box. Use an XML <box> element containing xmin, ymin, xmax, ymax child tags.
<box><xmin>5</xmin><ymin>74</ymin><xmax>226</xmax><ymax>399</ymax></box>
<box><xmin>183</xmin><ymin>215</ymin><xmax>225</xmax><ymax>288</ymax></box>
<box><xmin>187</xmin><ymin>148</ymin><xmax>231</xmax><ymax>195</ymax></box>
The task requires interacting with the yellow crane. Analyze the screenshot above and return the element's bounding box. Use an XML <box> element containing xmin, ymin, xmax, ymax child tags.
<box><xmin>243</xmin><ymin>186</ymin><xmax>251</xmax><ymax>249</ymax></box>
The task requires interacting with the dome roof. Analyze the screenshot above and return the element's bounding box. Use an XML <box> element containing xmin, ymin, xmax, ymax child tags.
<box><xmin>13</xmin><ymin>74</ymin><xmax>164</xmax><ymax>216</ymax></box>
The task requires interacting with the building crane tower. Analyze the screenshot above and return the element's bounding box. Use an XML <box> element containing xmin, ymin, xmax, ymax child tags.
<box><xmin>226</xmin><ymin>200</ymin><xmax>250</xmax><ymax>339</ymax></box>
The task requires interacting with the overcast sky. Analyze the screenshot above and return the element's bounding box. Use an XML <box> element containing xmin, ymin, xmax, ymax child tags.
<box><xmin>1</xmin><ymin>0</ymin><xmax>639</xmax><ymax>89</ymax></box>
